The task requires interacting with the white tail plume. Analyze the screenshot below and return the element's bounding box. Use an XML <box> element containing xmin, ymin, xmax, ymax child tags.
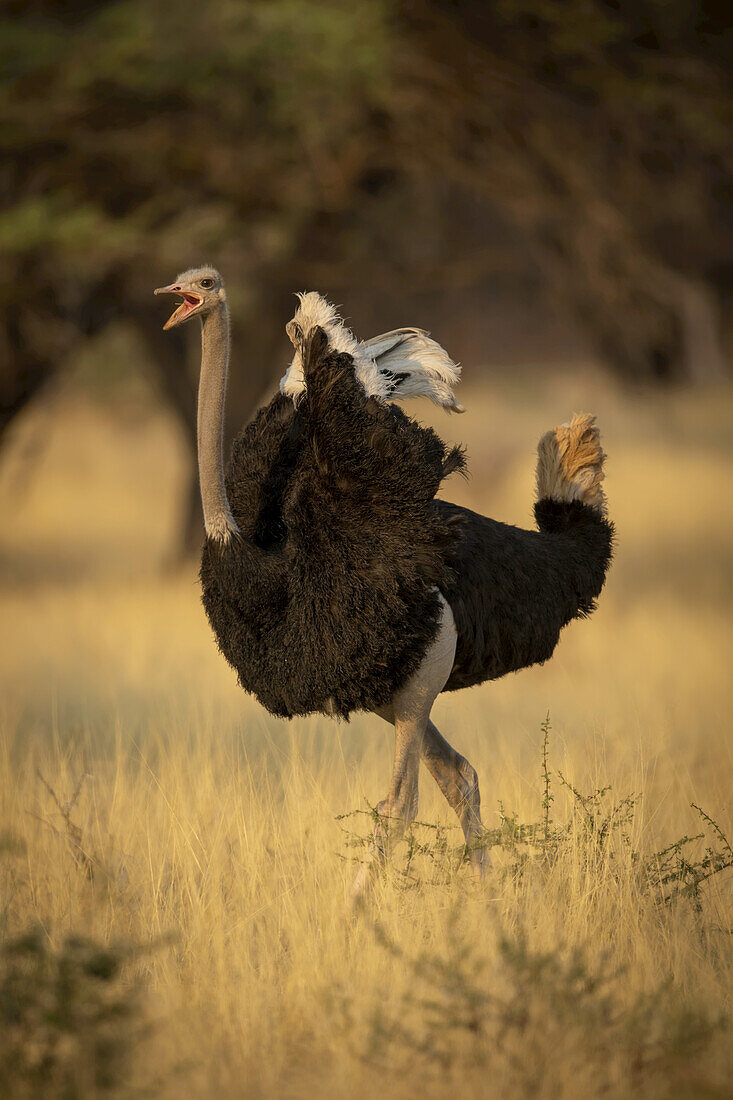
<box><xmin>536</xmin><ymin>413</ymin><xmax>607</xmax><ymax>515</ymax></box>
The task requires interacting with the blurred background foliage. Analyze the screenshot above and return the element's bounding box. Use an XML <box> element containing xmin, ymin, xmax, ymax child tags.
<box><xmin>1</xmin><ymin>0</ymin><xmax>731</xmax><ymax>550</ymax></box>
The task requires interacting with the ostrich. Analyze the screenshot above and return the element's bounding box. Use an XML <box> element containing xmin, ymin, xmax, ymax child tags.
<box><xmin>155</xmin><ymin>267</ymin><xmax>613</xmax><ymax>893</ymax></box>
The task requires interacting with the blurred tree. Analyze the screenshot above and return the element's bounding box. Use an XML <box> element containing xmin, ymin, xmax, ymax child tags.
<box><xmin>395</xmin><ymin>0</ymin><xmax>733</xmax><ymax>382</ymax></box>
<box><xmin>1</xmin><ymin>0</ymin><xmax>731</xmax><ymax>551</ymax></box>
<box><xmin>0</xmin><ymin>0</ymin><xmax>393</xmax><ymax>547</ymax></box>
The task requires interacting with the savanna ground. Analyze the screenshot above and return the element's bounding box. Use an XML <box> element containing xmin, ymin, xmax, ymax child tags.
<box><xmin>1</xmin><ymin>358</ymin><xmax>732</xmax><ymax>1098</ymax></box>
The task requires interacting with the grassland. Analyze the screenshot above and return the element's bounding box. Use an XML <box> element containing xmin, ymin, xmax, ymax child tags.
<box><xmin>1</xmin><ymin>366</ymin><xmax>732</xmax><ymax>1097</ymax></box>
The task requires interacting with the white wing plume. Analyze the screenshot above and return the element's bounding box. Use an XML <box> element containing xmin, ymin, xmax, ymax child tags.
<box><xmin>362</xmin><ymin>328</ymin><xmax>464</xmax><ymax>412</ymax></box>
<box><xmin>280</xmin><ymin>292</ymin><xmax>464</xmax><ymax>413</ymax></box>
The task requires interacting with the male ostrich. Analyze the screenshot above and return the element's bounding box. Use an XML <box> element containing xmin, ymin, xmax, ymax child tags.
<box><xmin>155</xmin><ymin>267</ymin><xmax>613</xmax><ymax>893</ymax></box>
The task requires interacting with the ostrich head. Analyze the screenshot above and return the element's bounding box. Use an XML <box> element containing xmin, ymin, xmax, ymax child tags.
<box><xmin>154</xmin><ymin>266</ymin><xmax>225</xmax><ymax>329</ymax></box>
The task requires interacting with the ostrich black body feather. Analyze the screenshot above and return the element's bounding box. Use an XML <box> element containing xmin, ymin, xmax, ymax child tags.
<box><xmin>200</xmin><ymin>328</ymin><xmax>613</xmax><ymax>719</ymax></box>
<box><xmin>438</xmin><ymin>499</ymin><xmax>613</xmax><ymax>692</ymax></box>
<box><xmin>200</xmin><ymin>329</ymin><xmax>465</xmax><ymax>719</ymax></box>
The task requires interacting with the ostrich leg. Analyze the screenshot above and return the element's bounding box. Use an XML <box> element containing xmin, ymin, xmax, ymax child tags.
<box><xmin>366</xmin><ymin>714</ymin><xmax>485</xmax><ymax>883</ymax></box>
<box><xmin>349</xmin><ymin>596</ymin><xmax>458</xmax><ymax>906</ymax></box>
<box><xmin>421</xmin><ymin>719</ymin><xmax>485</xmax><ymax>879</ymax></box>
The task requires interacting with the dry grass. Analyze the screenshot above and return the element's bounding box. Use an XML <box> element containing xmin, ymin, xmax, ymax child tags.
<box><xmin>0</xmin><ymin>367</ymin><xmax>732</xmax><ymax>1097</ymax></box>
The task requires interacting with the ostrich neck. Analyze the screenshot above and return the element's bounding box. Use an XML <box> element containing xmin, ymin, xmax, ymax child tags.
<box><xmin>197</xmin><ymin>302</ymin><xmax>239</xmax><ymax>543</ymax></box>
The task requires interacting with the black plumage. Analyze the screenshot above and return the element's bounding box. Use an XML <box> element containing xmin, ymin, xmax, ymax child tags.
<box><xmin>200</xmin><ymin>327</ymin><xmax>613</xmax><ymax>719</ymax></box>
<box><xmin>200</xmin><ymin>329</ymin><xmax>465</xmax><ymax>719</ymax></box>
<box><xmin>438</xmin><ymin>499</ymin><xmax>613</xmax><ymax>691</ymax></box>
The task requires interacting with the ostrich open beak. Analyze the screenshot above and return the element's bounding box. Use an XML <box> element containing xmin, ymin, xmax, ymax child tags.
<box><xmin>154</xmin><ymin>284</ymin><xmax>203</xmax><ymax>330</ymax></box>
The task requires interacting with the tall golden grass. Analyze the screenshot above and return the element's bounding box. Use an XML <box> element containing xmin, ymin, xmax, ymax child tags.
<box><xmin>1</xmin><ymin>367</ymin><xmax>731</xmax><ymax>1097</ymax></box>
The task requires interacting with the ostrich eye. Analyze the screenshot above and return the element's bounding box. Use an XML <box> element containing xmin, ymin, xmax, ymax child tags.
<box><xmin>200</xmin><ymin>278</ymin><xmax>214</xmax><ymax>290</ymax></box>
